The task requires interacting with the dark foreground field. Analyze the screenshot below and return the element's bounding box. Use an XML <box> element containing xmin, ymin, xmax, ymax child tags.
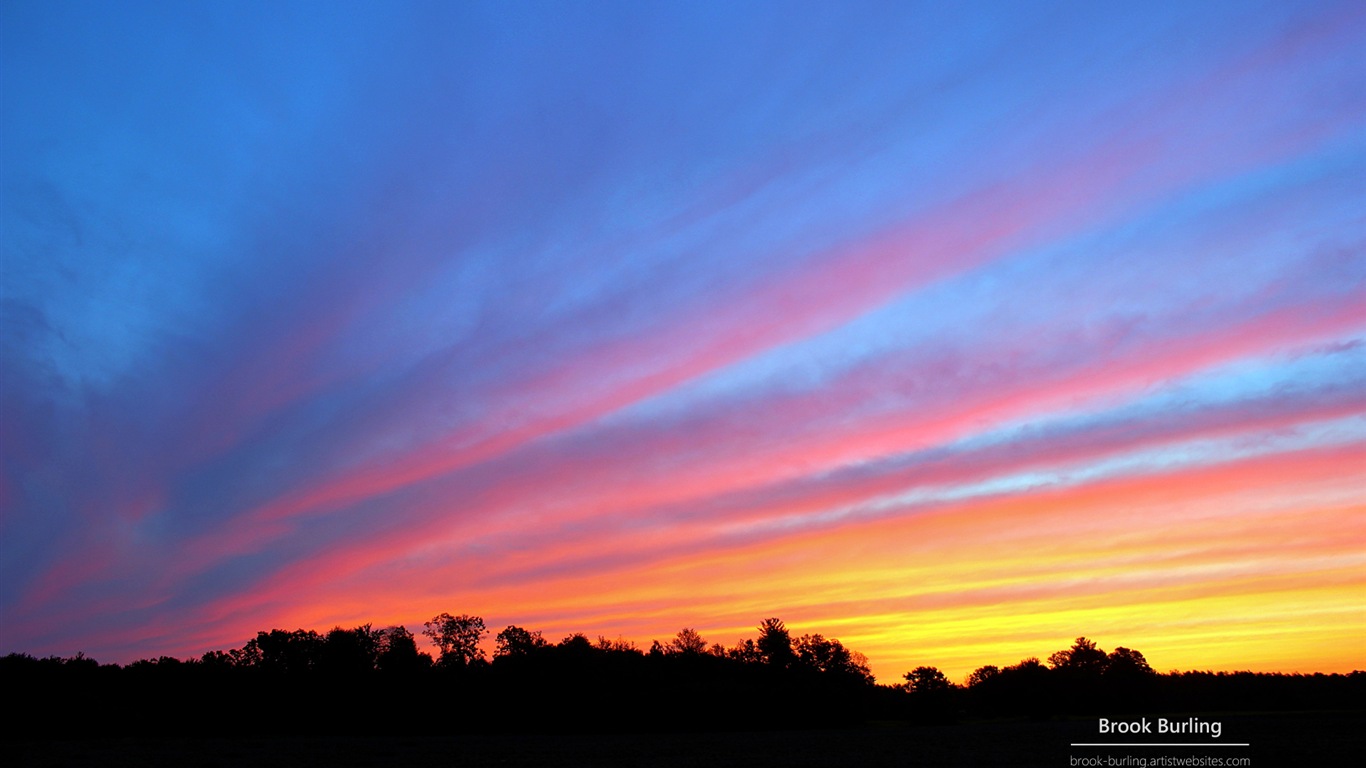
<box><xmin>10</xmin><ymin>711</ymin><xmax>1360</xmax><ymax>768</ymax></box>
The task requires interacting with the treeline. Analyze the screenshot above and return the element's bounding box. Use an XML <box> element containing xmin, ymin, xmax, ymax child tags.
<box><xmin>2</xmin><ymin>619</ymin><xmax>1361</xmax><ymax>739</ymax></box>
<box><xmin>1</xmin><ymin>616</ymin><xmax>887</xmax><ymax>738</ymax></box>
<box><xmin>908</xmin><ymin>637</ymin><xmax>1363</xmax><ymax>720</ymax></box>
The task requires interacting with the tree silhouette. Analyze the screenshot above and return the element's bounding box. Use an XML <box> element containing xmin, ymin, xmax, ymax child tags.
<box><xmin>242</xmin><ymin>629</ymin><xmax>323</xmax><ymax>674</ymax></box>
<box><xmin>199</xmin><ymin>649</ymin><xmax>234</xmax><ymax>669</ymax></box>
<box><xmin>320</xmin><ymin>624</ymin><xmax>381</xmax><ymax>674</ymax></box>
<box><xmin>558</xmin><ymin>633</ymin><xmax>595</xmax><ymax>652</ymax></box>
<box><xmin>903</xmin><ymin>665</ymin><xmax>953</xmax><ymax>694</ymax></box>
<box><xmin>795</xmin><ymin>634</ymin><xmax>873</xmax><ymax>682</ymax></box>
<box><xmin>422</xmin><ymin>613</ymin><xmax>487</xmax><ymax>667</ymax></box>
<box><xmin>1048</xmin><ymin>636</ymin><xmax>1108</xmax><ymax>674</ymax></box>
<box><xmin>966</xmin><ymin>664</ymin><xmax>1000</xmax><ymax>688</ymax></box>
<box><xmin>376</xmin><ymin>625</ymin><xmax>430</xmax><ymax>673</ymax></box>
<box><xmin>494</xmin><ymin>625</ymin><xmax>549</xmax><ymax>657</ymax></box>
<box><xmin>727</xmin><ymin>638</ymin><xmax>761</xmax><ymax>664</ymax></box>
<box><xmin>756</xmin><ymin>618</ymin><xmax>795</xmax><ymax>668</ymax></box>
<box><xmin>669</xmin><ymin>628</ymin><xmax>708</xmax><ymax>655</ymax></box>
<box><xmin>1105</xmin><ymin>646</ymin><xmax>1155</xmax><ymax>677</ymax></box>
<box><xmin>998</xmin><ymin>656</ymin><xmax>1050</xmax><ymax>691</ymax></box>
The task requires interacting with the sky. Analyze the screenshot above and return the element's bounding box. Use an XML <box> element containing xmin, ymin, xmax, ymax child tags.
<box><xmin>1</xmin><ymin>0</ymin><xmax>1363</xmax><ymax>683</ymax></box>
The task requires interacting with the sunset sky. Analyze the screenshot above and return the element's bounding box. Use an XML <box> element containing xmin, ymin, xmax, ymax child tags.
<box><xmin>2</xmin><ymin>0</ymin><xmax>1363</xmax><ymax>683</ymax></box>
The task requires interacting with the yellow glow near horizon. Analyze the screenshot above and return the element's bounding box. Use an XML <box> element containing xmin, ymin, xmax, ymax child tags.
<box><xmin>214</xmin><ymin>444</ymin><xmax>1366</xmax><ymax>685</ymax></box>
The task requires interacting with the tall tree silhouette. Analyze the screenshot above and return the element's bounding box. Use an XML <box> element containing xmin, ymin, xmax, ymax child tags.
<box><xmin>756</xmin><ymin>618</ymin><xmax>795</xmax><ymax>668</ymax></box>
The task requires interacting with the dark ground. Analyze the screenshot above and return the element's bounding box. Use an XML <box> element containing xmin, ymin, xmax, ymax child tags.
<box><xmin>8</xmin><ymin>711</ymin><xmax>1361</xmax><ymax>767</ymax></box>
